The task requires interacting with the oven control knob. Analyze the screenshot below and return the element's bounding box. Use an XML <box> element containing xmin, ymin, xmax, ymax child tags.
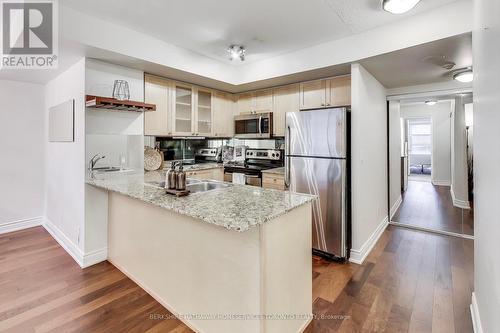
<box><xmin>272</xmin><ymin>153</ymin><xmax>275</xmax><ymax>157</ymax></box>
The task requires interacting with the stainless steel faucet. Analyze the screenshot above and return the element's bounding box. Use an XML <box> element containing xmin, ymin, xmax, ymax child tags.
<box><xmin>89</xmin><ymin>154</ymin><xmax>106</xmax><ymax>171</ymax></box>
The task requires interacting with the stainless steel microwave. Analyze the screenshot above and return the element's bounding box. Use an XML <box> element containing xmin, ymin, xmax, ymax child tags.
<box><xmin>234</xmin><ymin>112</ymin><xmax>273</xmax><ymax>139</ymax></box>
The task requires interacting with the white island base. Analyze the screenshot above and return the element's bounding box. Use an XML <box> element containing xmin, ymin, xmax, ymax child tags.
<box><xmin>107</xmin><ymin>192</ymin><xmax>312</xmax><ymax>333</ymax></box>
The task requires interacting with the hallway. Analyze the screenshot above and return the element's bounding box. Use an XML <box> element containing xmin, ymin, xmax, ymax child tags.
<box><xmin>392</xmin><ymin>181</ymin><xmax>474</xmax><ymax>236</ymax></box>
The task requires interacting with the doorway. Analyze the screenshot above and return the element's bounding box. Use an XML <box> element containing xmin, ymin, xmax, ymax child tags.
<box><xmin>388</xmin><ymin>94</ymin><xmax>474</xmax><ymax>237</ymax></box>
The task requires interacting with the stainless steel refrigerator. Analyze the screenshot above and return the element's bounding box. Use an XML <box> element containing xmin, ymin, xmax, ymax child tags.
<box><xmin>285</xmin><ymin>108</ymin><xmax>350</xmax><ymax>260</ymax></box>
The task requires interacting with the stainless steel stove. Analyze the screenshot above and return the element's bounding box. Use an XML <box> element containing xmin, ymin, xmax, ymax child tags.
<box><xmin>223</xmin><ymin>149</ymin><xmax>283</xmax><ymax>186</ymax></box>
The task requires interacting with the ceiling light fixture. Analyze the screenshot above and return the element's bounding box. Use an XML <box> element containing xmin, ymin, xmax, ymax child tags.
<box><xmin>425</xmin><ymin>100</ymin><xmax>438</xmax><ymax>106</ymax></box>
<box><xmin>382</xmin><ymin>0</ymin><xmax>421</xmax><ymax>14</ymax></box>
<box><xmin>453</xmin><ymin>69</ymin><xmax>473</xmax><ymax>83</ymax></box>
<box><xmin>227</xmin><ymin>45</ymin><xmax>245</xmax><ymax>61</ymax></box>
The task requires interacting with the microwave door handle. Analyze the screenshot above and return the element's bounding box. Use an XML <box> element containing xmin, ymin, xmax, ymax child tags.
<box><xmin>258</xmin><ymin>116</ymin><xmax>262</xmax><ymax>135</ymax></box>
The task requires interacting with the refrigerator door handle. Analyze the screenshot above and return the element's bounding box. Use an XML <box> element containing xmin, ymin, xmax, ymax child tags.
<box><xmin>285</xmin><ymin>125</ymin><xmax>291</xmax><ymax>188</ymax></box>
<box><xmin>341</xmin><ymin>159</ymin><xmax>347</xmax><ymax>258</ymax></box>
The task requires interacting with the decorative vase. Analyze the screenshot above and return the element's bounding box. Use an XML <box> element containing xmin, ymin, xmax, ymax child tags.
<box><xmin>112</xmin><ymin>80</ymin><xmax>130</xmax><ymax>100</ymax></box>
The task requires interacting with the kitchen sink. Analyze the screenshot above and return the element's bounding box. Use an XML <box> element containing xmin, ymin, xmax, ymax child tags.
<box><xmin>186</xmin><ymin>181</ymin><xmax>232</xmax><ymax>193</ymax></box>
<box><xmin>92</xmin><ymin>167</ymin><xmax>133</xmax><ymax>173</ymax></box>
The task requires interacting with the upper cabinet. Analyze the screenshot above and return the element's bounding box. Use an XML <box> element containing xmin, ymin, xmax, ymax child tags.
<box><xmin>299</xmin><ymin>79</ymin><xmax>327</xmax><ymax>110</ymax></box>
<box><xmin>195</xmin><ymin>88</ymin><xmax>213</xmax><ymax>136</ymax></box>
<box><xmin>213</xmin><ymin>91</ymin><xmax>234</xmax><ymax>137</ymax></box>
<box><xmin>145</xmin><ymin>74</ymin><xmax>349</xmax><ymax>138</ymax></box>
<box><xmin>236</xmin><ymin>89</ymin><xmax>273</xmax><ymax>114</ymax></box>
<box><xmin>172</xmin><ymin>83</ymin><xmax>195</xmax><ymax>135</ymax></box>
<box><xmin>273</xmin><ymin>84</ymin><xmax>299</xmax><ymax>137</ymax></box>
<box><xmin>328</xmin><ymin>76</ymin><xmax>351</xmax><ymax>108</ymax></box>
<box><xmin>300</xmin><ymin>76</ymin><xmax>351</xmax><ymax>110</ymax></box>
<box><xmin>144</xmin><ymin>75</ymin><xmax>172</xmax><ymax>136</ymax></box>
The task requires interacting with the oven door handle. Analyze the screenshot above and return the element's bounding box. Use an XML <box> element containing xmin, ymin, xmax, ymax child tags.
<box><xmin>258</xmin><ymin>116</ymin><xmax>262</xmax><ymax>136</ymax></box>
<box><xmin>244</xmin><ymin>174</ymin><xmax>260</xmax><ymax>178</ymax></box>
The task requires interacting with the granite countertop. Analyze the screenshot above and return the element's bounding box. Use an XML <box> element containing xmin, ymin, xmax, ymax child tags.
<box><xmin>262</xmin><ymin>167</ymin><xmax>285</xmax><ymax>175</ymax></box>
<box><xmin>86</xmin><ymin>170</ymin><xmax>315</xmax><ymax>232</ymax></box>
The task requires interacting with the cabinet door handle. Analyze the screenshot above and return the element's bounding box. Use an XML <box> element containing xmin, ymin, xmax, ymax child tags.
<box><xmin>321</xmin><ymin>103</ymin><xmax>325</xmax><ymax>106</ymax></box>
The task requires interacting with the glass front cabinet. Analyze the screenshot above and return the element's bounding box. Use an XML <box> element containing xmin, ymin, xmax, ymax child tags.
<box><xmin>170</xmin><ymin>83</ymin><xmax>212</xmax><ymax>136</ymax></box>
<box><xmin>195</xmin><ymin>88</ymin><xmax>213</xmax><ymax>136</ymax></box>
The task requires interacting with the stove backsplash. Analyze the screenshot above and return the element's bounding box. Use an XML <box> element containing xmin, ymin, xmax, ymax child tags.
<box><xmin>146</xmin><ymin>136</ymin><xmax>284</xmax><ymax>161</ymax></box>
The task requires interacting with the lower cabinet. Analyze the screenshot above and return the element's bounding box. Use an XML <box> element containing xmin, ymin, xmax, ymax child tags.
<box><xmin>186</xmin><ymin>168</ymin><xmax>224</xmax><ymax>181</ymax></box>
<box><xmin>262</xmin><ymin>173</ymin><xmax>286</xmax><ymax>190</ymax></box>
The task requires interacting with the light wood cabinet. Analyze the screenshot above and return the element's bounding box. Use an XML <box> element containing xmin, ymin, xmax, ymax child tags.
<box><xmin>328</xmin><ymin>76</ymin><xmax>351</xmax><ymax>108</ymax></box>
<box><xmin>273</xmin><ymin>84</ymin><xmax>299</xmax><ymax>137</ymax></box>
<box><xmin>262</xmin><ymin>173</ymin><xmax>285</xmax><ymax>190</ymax></box>
<box><xmin>172</xmin><ymin>83</ymin><xmax>195</xmax><ymax>136</ymax></box>
<box><xmin>300</xmin><ymin>76</ymin><xmax>351</xmax><ymax>110</ymax></box>
<box><xmin>186</xmin><ymin>168</ymin><xmax>224</xmax><ymax>181</ymax></box>
<box><xmin>195</xmin><ymin>88</ymin><xmax>213</xmax><ymax>136</ymax></box>
<box><xmin>300</xmin><ymin>79</ymin><xmax>327</xmax><ymax>110</ymax></box>
<box><xmin>145</xmin><ymin>74</ymin><xmax>349</xmax><ymax>137</ymax></box>
<box><xmin>170</xmin><ymin>83</ymin><xmax>213</xmax><ymax>137</ymax></box>
<box><xmin>213</xmin><ymin>91</ymin><xmax>234</xmax><ymax>137</ymax></box>
<box><xmin>144</xmin><ymin>75</ymin><xmax>172</xmax><ymax>136</ymax></box>
<box><xmin>236</xmin><ymin>89</ymin><xmax>273</xmax><ymax>114</ymax></box>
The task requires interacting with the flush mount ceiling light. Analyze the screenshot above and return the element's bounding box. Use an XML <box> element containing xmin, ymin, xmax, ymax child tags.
<box><xmin>382</xmin><ymin>0</ymin><xmax>421</xmax><ymax>14</ymax></box>
<box><xmin>425</xmin><ymin>100</ymin><xmax>438</xmax><ymax>106</ymax></box>
<box><xmin>227</xmin><ymin>45</ymin><xmax>245</xmax><ymax>61</ymax></box>
<box><xmin>453</xmin><ymin>69</ymin><xmax>474</xmax><ymax>83</ymax></box>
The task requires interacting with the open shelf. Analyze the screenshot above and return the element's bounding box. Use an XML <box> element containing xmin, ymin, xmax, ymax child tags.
<box><xmin>86</xmin><ymin>95</ymin><xmax>156</xmax><ymax>112</ymax></box>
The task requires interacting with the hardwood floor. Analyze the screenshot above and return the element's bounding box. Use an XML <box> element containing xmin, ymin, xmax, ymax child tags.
<box><xmin>0</xmin><ymin>227</ymin><xmax>190</xmax><ymax>333</ymax></box>
<box><xmin>393</xmin><ymin>181</ymin><xmax>474</xmax><ymax>236</ymax></box>
<box><xmin>305</xmin><ymin>226</ymin><xmax>474</xmax><ymax>333</ymax></box>
<box><xmin>0</xmin><ymin>226</ymin><xmax>473</xmax><ymax>333</ymax></box>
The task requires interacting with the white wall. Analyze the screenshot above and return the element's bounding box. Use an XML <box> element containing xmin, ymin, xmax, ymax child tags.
<box><xmin>472</xmin><ymin>0</ymin><xmax>500</xmax><ymax>330</ymax></box>
<box><xmin>388</xmin><ymin>101</ymin><xmax>401</xmax><ymax>218</ymax></box>
<box><xmin>44</xmin><ymin>58</ymin><xmax>86</xmax><ymax>252</ymax></box>
<box><xmin>84</xmin><ymin>59</ymin><xmax>145</xmax><ymax>258</ymax></box>
<box><xmin>400</xmin><ymin>101</ymin><xmax>453</xmax><ymax>186</ymax></box>
<box><xmin>0</xmin><ymin>80</ymin><xmax>45</xmax><ymax>231</ymax></box>
<box><xmin>451</xmin><ymin>96</ymin><xmax>469</xmax><ymax>207</ymax></box>
<box><xmin>85</xmin><ymin>59</ymin><xmax>144</xmax><ymax>170</ymax></box>
<box><xmin>350</xmin><ymin>64</ymin><xmax>388</xmax><ymax>262</ymax></box>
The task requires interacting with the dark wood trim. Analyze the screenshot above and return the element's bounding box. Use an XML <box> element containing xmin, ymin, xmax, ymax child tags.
<box><xmin>85</xmin><ymin>95</ymin><xmax>156</xmax><ymax>112</ymax></box>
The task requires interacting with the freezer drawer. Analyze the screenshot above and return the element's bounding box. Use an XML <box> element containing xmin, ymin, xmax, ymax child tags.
<box><xmin>286</xmin><ymin>108</ymin><xmax>347</xmax><ymax>158</ymax></box>
<box><xmin>288</xmin><ymin>156</ymin><xmax>347</xmax><ymax>257</ymax></box>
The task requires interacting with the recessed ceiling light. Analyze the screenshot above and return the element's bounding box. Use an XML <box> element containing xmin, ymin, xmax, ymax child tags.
<box><xmin>425</xmin><ymin>100</ymin><xmax>437</xmax><ymax>106</ymax></box>
<box><xmin>382</xmin><ymin>0</ymin><xmax>421</xmax><ymax>14</ymax></box>
<box><xmin>453</xmin><ymin>70</ymin><xmax>473</xmax><ymax>83</ymax></box>
<box><xmin>227</xmin><ymin>45</ymin><xmax>245</xmax><ymax>61</ymax></box>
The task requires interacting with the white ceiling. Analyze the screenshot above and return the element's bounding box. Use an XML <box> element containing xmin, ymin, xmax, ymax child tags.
<box><xmin>61</xmin><ymin>0</ymin><xmax>459</xmax><ymax>65</ymax></box>
<box><xmin>360</xmin><ymin>32</ymin><xmax>472</xmax><ymax>88</ymax></box>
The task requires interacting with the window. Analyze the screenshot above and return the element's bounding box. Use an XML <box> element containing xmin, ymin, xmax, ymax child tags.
<box><xmin>408</xmin><ymin>119</ymin><xmax>431</xmax><ymax>155</ymax></box>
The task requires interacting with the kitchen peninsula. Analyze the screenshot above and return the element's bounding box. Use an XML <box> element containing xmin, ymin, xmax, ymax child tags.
<box><xmin>86</xmin><ymin>170</ymin><xmax>315</xmax><ymax>333</ymax></box>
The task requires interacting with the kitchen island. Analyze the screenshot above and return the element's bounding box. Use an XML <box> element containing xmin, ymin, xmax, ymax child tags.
<box><xmin>86</xmin><ymin>171</ymin><xmax>314</xmax><ymax>333</ymax></box>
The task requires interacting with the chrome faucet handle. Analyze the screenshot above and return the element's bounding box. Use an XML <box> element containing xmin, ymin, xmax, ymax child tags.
<box><xmin>89</xmin><ymin>154</ymin><xmax>106</xmax><ymax>170</ymax></box>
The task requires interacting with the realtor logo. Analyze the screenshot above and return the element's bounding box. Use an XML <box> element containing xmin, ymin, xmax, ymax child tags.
<box><xmin>1</xmin><ymin>0</ymin><xmax>58</xmax><ymax>69</ymax></box>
